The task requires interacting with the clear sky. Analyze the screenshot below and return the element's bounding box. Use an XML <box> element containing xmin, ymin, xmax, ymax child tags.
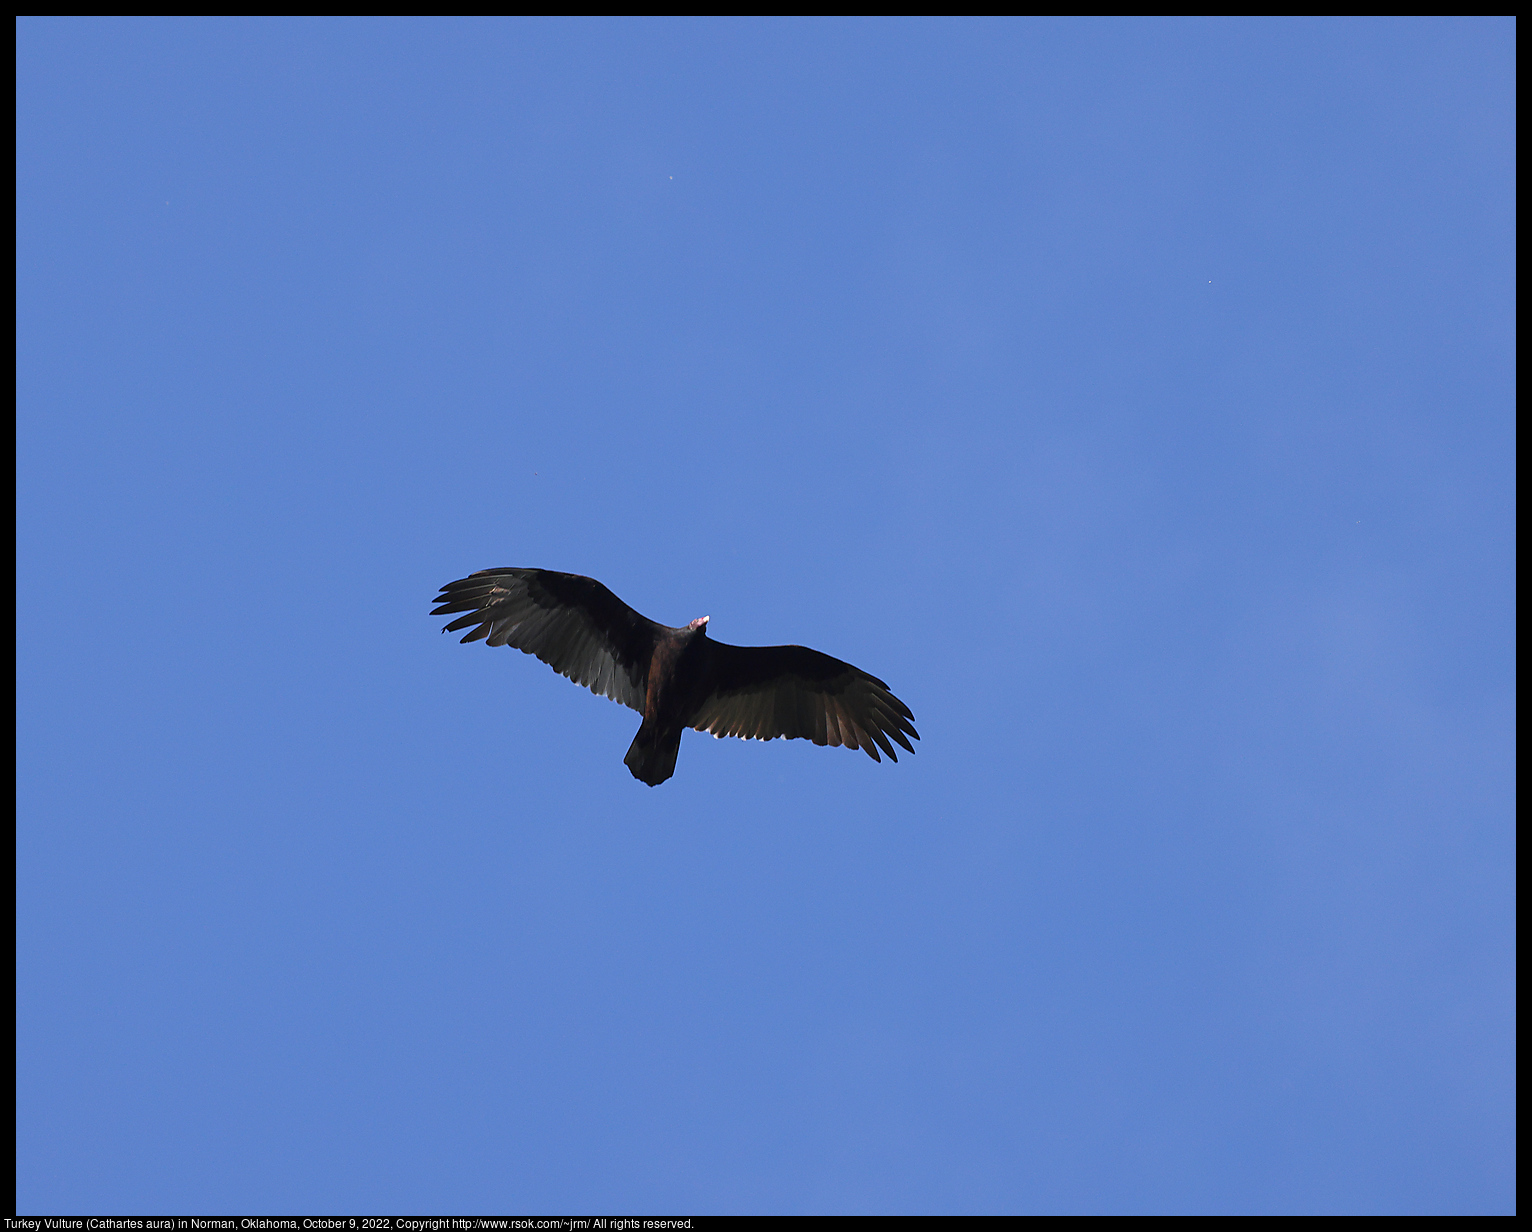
<box><xmin>16</xmin><ymin>17</ymin><xmax>1514</xmax><ymax>1216</ymax></box>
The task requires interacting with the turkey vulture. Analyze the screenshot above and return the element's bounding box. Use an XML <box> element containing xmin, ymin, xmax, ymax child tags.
<box><xmin>432</xmin><ymin>568</ymin><xmax>919</xmax><ymax>786</ymax></box>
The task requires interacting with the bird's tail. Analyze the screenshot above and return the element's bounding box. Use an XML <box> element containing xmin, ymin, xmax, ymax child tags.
<box><xmin>624</xmin><ymin>723</ymin><xmax>682</xmax><ymax>787</ymax></box>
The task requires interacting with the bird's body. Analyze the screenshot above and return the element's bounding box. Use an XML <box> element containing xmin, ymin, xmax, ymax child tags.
<box><xmin>432</xmin><ymin>568</ymin><xmax>918</xmax><ymax>785</ymax></box>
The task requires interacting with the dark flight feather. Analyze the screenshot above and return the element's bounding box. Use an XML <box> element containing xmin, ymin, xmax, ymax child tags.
<box><xmin>432</xmin><ymin>569</ymin><xmax>658</xmax><ymax>712</ymax></box>
<box><xmin>689</xmin><ymin>643</ymin><xmax>918</xmax><ymax>763</ymax></box>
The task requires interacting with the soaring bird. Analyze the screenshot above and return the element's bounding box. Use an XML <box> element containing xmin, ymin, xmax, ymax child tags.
<box><xmin>432</xmin><ymin>568</ymin><xmax>919</xmax><ymax>785</ymax></box>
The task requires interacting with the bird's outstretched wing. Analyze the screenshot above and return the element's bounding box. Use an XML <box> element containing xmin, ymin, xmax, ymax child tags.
<box><xmin>690</xmin><ymin>642</ymin><xmax>919</xmax><ymax>762</ymax></box>
<box><xmin>431</xmin><ymin>568</ymin><xmax>661</xmax><ymax>712</ymax></box>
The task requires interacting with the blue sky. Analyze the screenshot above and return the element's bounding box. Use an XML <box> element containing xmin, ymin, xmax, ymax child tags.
<box><xmin>16</xmin><ymin>17</ymin><xmax>1514</xmax><ymax>1215</ymax></box>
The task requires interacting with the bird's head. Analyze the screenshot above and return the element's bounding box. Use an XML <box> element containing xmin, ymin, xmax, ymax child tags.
<box><xmin>688</xmin><ymin>615</ymin><xmax>710</xmax><ymax>636</ymax></box>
